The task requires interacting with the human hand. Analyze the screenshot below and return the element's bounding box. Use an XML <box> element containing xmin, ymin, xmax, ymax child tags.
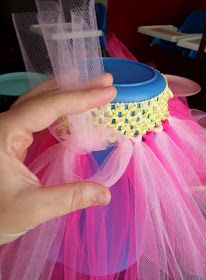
<box><xmin>0</xmin><ymin>73</ymin><xmax>116</xmax><ymax>245</ymax></box>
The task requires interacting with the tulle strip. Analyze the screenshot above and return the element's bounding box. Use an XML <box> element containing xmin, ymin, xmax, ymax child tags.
<box><xmin>0</xmin><ymin>216</ymin><xmax>67</xmax><ymax>280</ymax></box>
<box><xmin>12</xmin><ymin>0</ymin><xmax>108</xmax><ymax>150</ymax></box>
<box><xmin>28</xmin><ymin>133</ymin><xmax>133</xmax><ymax>187</ymax></box>
<box><xmin>191</xmin><ymin>109</ymin><xmax>206</xmax><ymax>128</ymax></box>
<box><xmin>131</xmin><ymin>117</ymin><xmax>206</xmax><ymax>279</ymax></box>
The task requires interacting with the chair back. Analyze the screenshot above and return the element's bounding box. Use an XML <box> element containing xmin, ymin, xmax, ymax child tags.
<box><xmin>179</xmin><ymin>10</ymin><xmax>206</xmax><ymax>34</ymax></box>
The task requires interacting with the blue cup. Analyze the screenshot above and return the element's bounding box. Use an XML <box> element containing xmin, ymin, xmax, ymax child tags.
<box><xmin>103</xmin><ymin>58</ymin><xmax>166</xmax><ymax>102</ymax></box>
<box><xmin>93</xmin><ymin>58</ymin><xmax>166</xmax><ymax>163</ymax></box>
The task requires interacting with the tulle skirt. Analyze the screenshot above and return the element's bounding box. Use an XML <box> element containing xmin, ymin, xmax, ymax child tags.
<box><xmin>1</xmin><ymin>97</ymin><xmax>206</xmax><ymax>280</ymax></box>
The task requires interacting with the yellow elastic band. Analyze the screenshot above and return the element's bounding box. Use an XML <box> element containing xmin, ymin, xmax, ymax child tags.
<box><xmin>91</xmin><ymin>85</ymin><xmax>173</xmax><ymax>137</ymax></box>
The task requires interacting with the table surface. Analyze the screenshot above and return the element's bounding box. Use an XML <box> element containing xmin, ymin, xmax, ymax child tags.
<box><xmin>177</xmin><ymin>35</ymin><xmax>205</xmax><ymax>52</ymax></box>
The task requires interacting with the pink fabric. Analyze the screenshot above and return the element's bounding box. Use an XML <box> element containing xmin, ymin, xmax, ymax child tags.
<box><xmin>1</xmin><ymin>98</ymin><xmax>206</xmax><ymax>279</ymax></box>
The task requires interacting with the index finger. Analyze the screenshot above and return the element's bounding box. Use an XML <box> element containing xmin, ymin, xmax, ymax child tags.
<box><xmin>5</xmin><ymin>86</ymin><xmax>117</xmax><ymax>133</ymax></box>
<box><xmin>13</xmin><ymin>73</ymin><xmax>114</xmax><ymax>107</ymax></box>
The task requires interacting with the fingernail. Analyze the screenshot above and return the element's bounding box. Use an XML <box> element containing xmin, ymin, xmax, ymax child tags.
<box><xmin>104</xmin><ymin>72</ymin><xmax>113</xmax><ymax>83</ymax></box>
<box><xmin>95</xmin><ymin>191</ymin><xmax>110</xmax><ymax>205</ymax></box>
<box><xmin>103</xmin><ymin>86</ymin><xmax>117</xmax><ymax>98</ymax></box>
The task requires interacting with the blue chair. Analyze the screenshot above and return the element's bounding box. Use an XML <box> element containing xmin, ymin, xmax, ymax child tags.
<box><xmin>151</xmin><ymin>10</ymin><xmax>206</xmax><ymax>58</ymax></box>
<box><xmin>95</xmin><ymin>3</ymin><xmax>107</xmax><ymax>50</ymax></box>
<box><xmin>179</xmin><ymin>10</ymin><xmax>206</xmax><ymax>34</ymax></box>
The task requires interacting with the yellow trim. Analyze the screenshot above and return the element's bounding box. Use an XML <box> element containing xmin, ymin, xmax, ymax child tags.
<box><xmin>91</xmin><ymin>85</ymin><xmax>173</xmax><ymax>137</ymax></box>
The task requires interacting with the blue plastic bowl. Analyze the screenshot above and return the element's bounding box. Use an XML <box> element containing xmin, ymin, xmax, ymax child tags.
<box><xmin>102</xmin><ymin>58</ymin><xmax>166</xmax><ymax>103</ymax></box>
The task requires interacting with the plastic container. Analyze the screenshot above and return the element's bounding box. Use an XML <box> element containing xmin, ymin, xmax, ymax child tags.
<box><xmin>103</xmin><ymin>58</ymin><xmax>166</xmax><ymax>103</ymax></box>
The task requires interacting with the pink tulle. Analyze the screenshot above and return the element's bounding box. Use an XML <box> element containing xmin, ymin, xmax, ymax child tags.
<box><xmin>191</xmin><ymin>108</ymin><xmax>206</xmax><ymax>128</ymax></box>
<box><xmin>1</xmin><ymin>98</ymin><xmax>206</xmax><ymax>279</ymax></box>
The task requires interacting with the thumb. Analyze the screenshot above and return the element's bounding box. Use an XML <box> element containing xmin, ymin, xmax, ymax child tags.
<box><xmin>31</xmin><ymin>181</ymin><xmax>111</xmax><ymax>227</ymax></box>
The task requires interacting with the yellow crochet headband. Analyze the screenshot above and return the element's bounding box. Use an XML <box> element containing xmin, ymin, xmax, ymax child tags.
<box><xmin>91</xmin><ymin>84</ymin><xmax>173</xmax><ymax>137</ymax></box>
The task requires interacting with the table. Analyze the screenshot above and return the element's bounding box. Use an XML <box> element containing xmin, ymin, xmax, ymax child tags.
<box><xmin>177</xmin><ymin>35</ymin><xmax>204</xmax><ymax>51</ymax></box>
<box><xmin>138</xmin><ymin>25</ymin><xmax>200</xmax><ymax>43</ymax></box>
